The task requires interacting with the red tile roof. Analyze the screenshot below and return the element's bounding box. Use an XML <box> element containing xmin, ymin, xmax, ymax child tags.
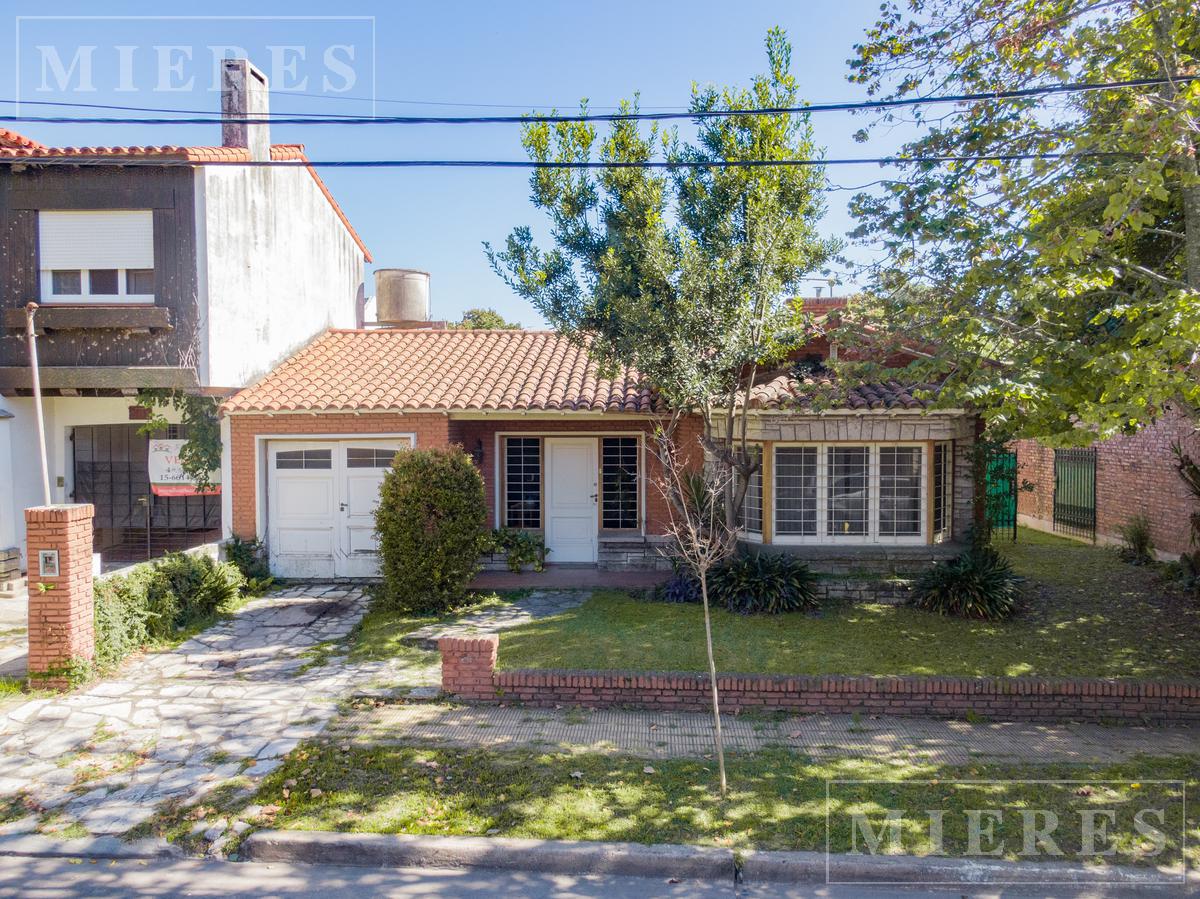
<box><xmin>0</xmin><ymin>132</ymin><xmax>370</xmax><ymax>262</ymax></box>
<box><xmin>222</xmin><ymin>329</ymin><xmax>661</xmax><ymax>414</ymax></box>
<box><xmin>223</xmin><ymin>328</ymin><xmax>937</xmax><ymax>416</ymax></box>
<box><xmin>748</xmin><ymin>370</ymin><xmax>935</xmax><ymax>410</ymax></box>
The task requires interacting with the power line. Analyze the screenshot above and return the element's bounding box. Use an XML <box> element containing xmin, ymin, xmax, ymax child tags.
<box><xmin>0</xmin><ymin>152</ymin><xmax>1130</xmax><ymax>169</ymax></box>
<box><xmin>0</xmin><ymin>76</ymin><xmax>1190</xmax><ymax>127</ymax></box>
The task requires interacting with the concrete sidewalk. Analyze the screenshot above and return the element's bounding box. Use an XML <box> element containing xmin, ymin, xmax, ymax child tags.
<box><xmin>330</xmin><ymin>701</ymin><xmax>1200</xmax><ymax>764</ymax></box>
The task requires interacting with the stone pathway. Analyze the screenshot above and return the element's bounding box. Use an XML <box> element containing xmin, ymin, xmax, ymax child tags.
<box><xmin>400</xmin><ymin>590</ymin><xmax>588</xmax><ymax>650</ymax></box>
<box><xmin>0</xmin><ymin>584</ymin><xmax>392</xmax><ymax>838</ymax></box>
<box><xmin>0</xmin><ymin>595</ymin><xmax>27</xmax><ymax>679</ymax></box>
<box><xmin>330</xmin><ymin>702</ymin><xmax>1200</xmax><ymax>766</ymax></box>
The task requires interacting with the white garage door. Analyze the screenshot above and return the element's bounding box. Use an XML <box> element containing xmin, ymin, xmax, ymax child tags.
<box><xmin>267</xmin><ymin>438</ymin><xmax>411</xmax><ymax>578</ymax></box>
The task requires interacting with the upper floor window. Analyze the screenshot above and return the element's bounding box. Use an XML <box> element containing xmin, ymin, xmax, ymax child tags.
<box><xmin>39</xmin><ymin>210</ymin><xmax>155</xmax><ymax>304</ymax></box>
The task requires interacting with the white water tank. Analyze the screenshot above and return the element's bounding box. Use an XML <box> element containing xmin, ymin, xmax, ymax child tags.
<box><xmin>374</xmin><ymin>269</ymin><xmax>430</xmax><ymax>325</ymax></box>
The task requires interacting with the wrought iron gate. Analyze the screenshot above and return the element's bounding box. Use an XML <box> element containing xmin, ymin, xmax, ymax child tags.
<box><xmin>72</xmin><ymin>424</ymin><xmax>220</xmax><ymax>565</ymax></box>
<box><xmin>985</xmin><ymin>450</ymin><xmax>1018</xmax><ymax>541</ymax></box>
<box><xmin>1053</xmin><ymin>448</ymin><xmax>1097</xmax><ymax>541</ymax></box>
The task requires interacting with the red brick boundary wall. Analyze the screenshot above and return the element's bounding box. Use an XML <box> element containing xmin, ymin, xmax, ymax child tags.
<box><xmin>439</xmin><ymin>636</ymin><xmax>1200</xmax><ymax>724</ymax></box>
<box><xmin>25</xmin><ymin>504</ymin><xmax>95</xmax><ymax>689</ymax></box>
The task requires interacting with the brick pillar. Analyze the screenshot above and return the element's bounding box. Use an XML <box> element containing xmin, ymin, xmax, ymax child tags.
<box><xmin>25</xmin><ymin>504</ymin><xmax>95</xmax><ymax>689</ymax></box>
<box><xmin>439</xmin><ymin>635</ymin><xmax>498</xmax><ymax>700</ymax></box>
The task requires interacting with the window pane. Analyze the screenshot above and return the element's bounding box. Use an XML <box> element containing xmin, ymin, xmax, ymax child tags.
<box><xmin>601</xmin><ymin>437</ymin><xmax>639</xmax><ymax>529</ymax></box>
<box><xmin>775</xmin><ymin>446</ymin><xmax>817</xmax><ymax>535</ymax></box>
<box><xmin>827</xmin><ymin>446</ymin><xmax>870</xmax><ymax>537</ymax></box>
<box><xmin>933</xmin><ymin>443</ymin><xmax>950</xmax><ymax>537</ymax></box>
<box><xmin>51</xmin><ymin>270</ymin><xmax>81</xmax><ymax>295</ymax></box>
<box><xmin>504</xmin><ymin>438</ymin><xmax>541</xmax><ymax>528</ymax></box>
<box><xmin>346</xmin><ymin>447</ymin><xmax>398</xmax><ymax>468</ymax></box>
<box><xmin>89</xmin><ymin>269</ymin><xmax>119</xmax><ymax>295</ymax></box>
<box><xmin>275</xmin><ymin>449</ymin><xmax>331</xmax><ymax>469</ymax></box>
<box><xmin>879</xmin><ymin>446</ymin><xmax>923</xmax><ymax>537</ymax></box>
<box><xmin>126</xmin><ymin>268</ymin><xmax>154</xmax><ymax>295</ymax></box>
<box><xmin>736</xmin><ymin>446</ymin><xmax>763</xmax><ymax>534</ymax></box>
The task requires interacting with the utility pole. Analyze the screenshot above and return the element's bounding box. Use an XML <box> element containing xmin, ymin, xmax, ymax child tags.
<box><xmin>25</xmin><ymin>303</ymin><xmax>52</xmax><ymax>507</ymax></box>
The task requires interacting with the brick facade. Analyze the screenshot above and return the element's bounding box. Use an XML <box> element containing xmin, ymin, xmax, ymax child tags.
<box><xmin>227</xmin><ymin>411</ymin><xmax>451</xmax><ymax>538</ymax></box>
<box><xmin>440</xmin><ymin>636</ymin><xmax>1200</xmax><ymax>724</ymax></box>
<box><xmin>25</xmin><ymin>504</ymin><xmax>95</xmax><ymax>688</ymax></box>
<box><xmin>1015</xmin><ymin>410</ymin><xmax>1199</xmax><ymax>556</ymax></box>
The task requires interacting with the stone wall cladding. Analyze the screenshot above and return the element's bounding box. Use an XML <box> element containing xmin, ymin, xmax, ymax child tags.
<box><xmin>25</xmin><ymin>504</ymin><xmax>95</xmax><ymax>688</ymax></box>
<box><xmin>441</xmin><ymin>636</ymin><xmax>1200</xmax><ymax>724</ymax></box>
<box><xmin>1014</xmin><ymin>410</ymin><xmax>1199</xmax><ymax>556</ymax></box>
<box><xmin>816</xmin><ymin>579</ymin><xmax>911</xmax><ymax>604</ymax></box>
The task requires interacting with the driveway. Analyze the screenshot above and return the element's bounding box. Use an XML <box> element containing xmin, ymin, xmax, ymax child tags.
<box><xmin>0</xmin><ymin>584</ymin><xmax>381</xmax><ymax>837</ymax></box>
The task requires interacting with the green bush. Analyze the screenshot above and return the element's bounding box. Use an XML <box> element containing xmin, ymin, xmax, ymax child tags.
<box><xmin>488</xmin><ymin>527</ymin><xmax>548</xmax><ymax>572</ymax></box>
<box><xmin>911</xmin><ymin>546</ymin><xmax>1021</xmax><ymax>620</ymax></box>
<box><xmin>1116</xmin><ymin>514</ymin><xmax>1156</xmax><ymax>565</ymax></box>
<box><xmin>93</xmin><ymin>551</ymin><xmax>246</xmax><ymax>668</ymax></box>
<box><xmin>375</xmin><ymin>447</ymin><xmax>489</xmax><ymax>614</ymax></box>
<box><xmin>711</xmin><ymin>551</ymin><xmax>819</xmax><ymax>615</ymax></box>
<box><xmin>225</xmin><ymin>535</ymin><xmax>275</xmax><ymax>593</ymax></box>
<box><xmin>653</xmin><ymin>552</ymin><xmax>818</xmax><ymax>614</ymax></box>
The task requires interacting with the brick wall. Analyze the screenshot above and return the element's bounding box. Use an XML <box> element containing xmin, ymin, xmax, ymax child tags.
<box><xmin>440</xmin><ymin>636</ymin><xmax>1200</xmax><ymax>724</ymax></box>
<box><xmin>1015</xmin><ymin>410</ymin><xmax>1199</xmax><ymax>555</ymax></box>
<box><xmin>227</xmin><ymin>412</ymin><xmax>451</xmax><ymax>538</ymax></box>
<box><xmin>25</xmin><ymin>504</ymin><xmax>95</xmax><ymax>688</ymax></box>
<box><xmin>448</xmin><ymin>416</ymin><xmax>704</xmax><ymax>535</ymax></box>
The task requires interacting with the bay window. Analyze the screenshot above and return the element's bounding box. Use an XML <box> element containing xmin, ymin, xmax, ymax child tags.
<box><xmin>762</xmin><ymin>443</ymin><xmax>933</xmax><ymax>544</ymax></box>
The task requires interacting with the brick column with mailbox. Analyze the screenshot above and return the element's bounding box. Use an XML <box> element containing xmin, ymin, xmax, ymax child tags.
<box><xmin>25</xmin><ymin>504</ymin><xmax>95</xmax><ymax>688</ymax></box>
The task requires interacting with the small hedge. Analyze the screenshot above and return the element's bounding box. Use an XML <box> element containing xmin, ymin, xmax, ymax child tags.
<box><xmin>655</xmin><ymin>551</ymin><xmax>819</xmax><ymax>615</ymax></box>
<box><xmin>375</xmin><ymin>447</ymin><xmax>489</xmax><ymax>614</ymax></box>
<box><xmin>93</xmin><ymin>551</ymin><xmax>246</xmax><ymax>669</ymax></box>
<box><xmin>910</xmin><ymin>545</ymin><xmax>1021</xmax><ymax>620</ymax></box>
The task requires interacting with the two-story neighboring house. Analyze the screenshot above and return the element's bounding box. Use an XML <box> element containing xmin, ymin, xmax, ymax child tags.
<box><xmin>0</xmin><ymin>59</ymin><xmax>370</xmax><ymax>582</ymax></box>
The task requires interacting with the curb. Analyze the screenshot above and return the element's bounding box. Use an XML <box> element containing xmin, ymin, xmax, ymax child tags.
<box><xmin>240</xmin><ymin>830</ymin><xmax>1191</xmax><ymax>886</ymax></box>
<box><xmin>0</xmin><ymin>833</ymin><xmax>180</xmax><ymax>860</ymax></box>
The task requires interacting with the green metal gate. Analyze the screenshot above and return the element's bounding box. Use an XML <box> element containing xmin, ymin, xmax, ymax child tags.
<box><xmin>985</xmin><ymin>450</ymin><xmax>1018</xmax><ymax>541</ymax></box>
<box><xmin>1053</xmin><ymin>448</ymin><xmax>1097</xmax><ymax>541</ymax></box>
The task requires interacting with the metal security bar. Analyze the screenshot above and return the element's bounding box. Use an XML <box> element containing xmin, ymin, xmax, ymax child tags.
<box><xmin>1053</xmin><ymin>448</ymin><xmax>1097</xmax><ymax>541</ymax></box>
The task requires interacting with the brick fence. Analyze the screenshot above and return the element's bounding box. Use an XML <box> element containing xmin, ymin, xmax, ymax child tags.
<box><xmin>438</xmin><ymin>635</ymin><xmax>1200</xmax><ymax>724</ymax></box>
<box><xmin>25</xmin><ymin>504</ymin><xmax>95</xmax><ymax>689</ymax></box>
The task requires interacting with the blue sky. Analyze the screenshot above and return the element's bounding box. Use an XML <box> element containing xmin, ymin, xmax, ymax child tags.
<box><xmin>2</xmin><ymin>0</ymin><xmax>901</xmax><ymax>326</ymax></box>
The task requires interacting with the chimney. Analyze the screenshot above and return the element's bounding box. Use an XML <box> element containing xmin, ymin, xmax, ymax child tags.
<box><xmin>221</xmin><ymin>59</ymin><xmax>270</xmax><ymax>161</ymax></box>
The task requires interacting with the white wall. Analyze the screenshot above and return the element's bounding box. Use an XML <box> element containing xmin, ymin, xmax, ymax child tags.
<box><xmin>196</xmin><ymin>165</ymin><xmax>364</xmax><ymax>389</ymax></box>
<box><xmin>1</xmin><ymin>397</ymin><xmax>182</xmax><ymax>567</ymax></box>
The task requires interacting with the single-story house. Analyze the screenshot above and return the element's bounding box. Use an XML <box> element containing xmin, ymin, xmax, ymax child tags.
<box><xmin>220</xmin><ymin>327</ymin><xmax>980</xmax><ymax>578</ymax></box>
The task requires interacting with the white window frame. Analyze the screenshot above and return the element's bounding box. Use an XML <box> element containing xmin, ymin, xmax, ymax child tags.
<box><xmin>768</xmin><ymin>442</ymin><xmax>928</xmax><ymax>546</ymax></box>
<box><xmin>40</xmin><ymin>267</ymin><xmax>155</xmax><ymax>305</ymax></box>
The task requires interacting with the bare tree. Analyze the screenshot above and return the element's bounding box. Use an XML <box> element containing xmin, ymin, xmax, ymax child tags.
<box><xmin>654</xmin><ymin>429</ymin><xmax>739</xmax><ymax>796</ymax></box>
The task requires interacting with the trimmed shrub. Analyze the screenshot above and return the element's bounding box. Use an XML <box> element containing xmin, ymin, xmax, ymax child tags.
<box><xmin>910</xmin><ymin>546</ymin><xmax>1021</xmax><ymax>620</ymax></box>
<box><xmin>711</xmin><ymin>551</ymin><xmax>819</xmax><ymax>615</ymax></box>
<box><xmin>92</xmin><ymin>551</ymin><xmax>246</xmax><ymax>668</ymax></box>
<box><xmin>375</xmin><ymin>447</ymin><xmax>489</xmax><ymax>614</ymax></box>
<box><xmin>1116</xmin><ymin>514</ymin><xmax>1156</xmax><ymax>565</ymax></box>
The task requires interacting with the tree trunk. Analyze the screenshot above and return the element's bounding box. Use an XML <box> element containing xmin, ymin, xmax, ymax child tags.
<box><xmin>699</xmin><ymin>569</ymin><xmax>728</xmax><ymax>796</ymax></box>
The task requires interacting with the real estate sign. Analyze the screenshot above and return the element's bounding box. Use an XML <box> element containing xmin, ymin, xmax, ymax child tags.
<box><xmin>148</xmin><ymin>439</ymin><xmax>220</xmax><ymax>496</ymax></box>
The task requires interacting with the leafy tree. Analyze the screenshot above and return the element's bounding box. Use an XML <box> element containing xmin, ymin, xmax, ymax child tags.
<box><xmin>487</xmin><ymin>28</ymin><xmax>836</xmax><ymax>534</ymax></box>
<box><xmin>454</xmin><ymin>307</ymin><xmax>522</xmax><ymax>330</ymax></box>
<box><xmin>841</xmin><ymin>0</ymin><xmax>1200</xmax><ymax>443</ymax></box>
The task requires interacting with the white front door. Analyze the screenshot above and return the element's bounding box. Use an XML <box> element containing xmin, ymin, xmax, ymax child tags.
<box><xmin>267</xmin><ymin>439</ymin><xmax>410</xmax><ymax>578</ymax></box>
<box><xmin>544</xmin><ymin>437</ymin><xmax>598</xmax><ymax>563</ymax></box>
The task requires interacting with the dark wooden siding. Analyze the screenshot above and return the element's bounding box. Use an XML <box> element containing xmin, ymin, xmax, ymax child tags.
<box><xmin>0</xmin><ymin>165</ymin><xmax>198</xmax><ymax>374</ymax></box>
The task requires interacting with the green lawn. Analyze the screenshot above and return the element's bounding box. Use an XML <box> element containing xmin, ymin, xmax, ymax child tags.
<box><xmin>240</xmin><ymin>742</ymin><xmax>1196</xmax><ymax>866</ymax></box>
<box><xmin>497</xmin><ymin>529</ymin><xmax>1200</xmax><ymax>680</ymax></box>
